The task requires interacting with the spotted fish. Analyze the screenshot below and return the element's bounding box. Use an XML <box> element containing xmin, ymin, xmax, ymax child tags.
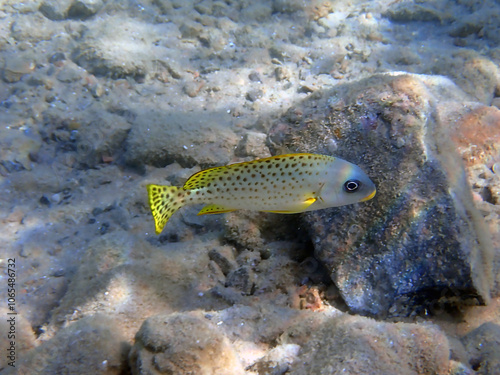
<box><xmin>147</xmin><ymin>153</ymin><xmax>376</xmax><ymax>234</ymax></box>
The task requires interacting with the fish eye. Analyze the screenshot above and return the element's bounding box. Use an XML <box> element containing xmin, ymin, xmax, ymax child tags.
<box><xmin>344</xmin><ymin>179</ymin><xmax>360</xmax><ymax>193</ymax></box>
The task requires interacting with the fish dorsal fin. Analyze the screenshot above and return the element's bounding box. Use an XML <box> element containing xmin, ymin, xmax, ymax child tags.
<box><xmin>183</xmin><ymin>153</ymin><xmax>334</xmax><ymax>190</ymax></box>
<box><xmin>198</xmin><ymin>204</ymin><xmax>236</xmax><ymax>215</ymax></box>
<box><xmin>183</xmin><ymin>165</ymin><xmax>228</xmax><ymax>190</ymax></box>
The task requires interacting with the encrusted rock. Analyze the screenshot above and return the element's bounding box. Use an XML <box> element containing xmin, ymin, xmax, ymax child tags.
<box><xmin>268</xmin><ymin>73</ymin><xmax>493</xmax><ymax>317</ymax></box>
<box><xmin>285</xmin><ymin>314</ymin><xmax>450</xmax><ymax>375</ymax></box>
<box><xmin>235</xmin><ymin>131</ymin><xmax>271</xmax><ymax>158</ymax></box>
<box><xmin>8</xmin><ymin>314</ymin><xmax>128</xmax><ymax>375</ymax></box>
<box><xmin>129</xmin><ymin>313</ymin><xmax>245</xmax><ymax>375</ymax></box>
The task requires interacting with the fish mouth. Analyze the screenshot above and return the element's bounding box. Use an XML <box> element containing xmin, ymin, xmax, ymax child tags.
<box><xmin>360</xmin><ymin>188</ymin><xmax>376</xmax><ymax>202</ymax></box>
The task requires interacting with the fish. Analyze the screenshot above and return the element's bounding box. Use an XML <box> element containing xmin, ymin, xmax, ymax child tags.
<box><xmin>147</xmin><ymin>153</ymin><xmax>376</xmax><ymax>234</ymax></box>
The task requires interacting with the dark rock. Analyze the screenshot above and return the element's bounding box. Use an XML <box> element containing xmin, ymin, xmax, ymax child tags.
<box><xmin>461</xmin><ymin>322</ymin><xmax>500</xmax><ymax>374</ymax></box>
<box><xmin>67</xmin><ymin>0</ymin><xmax>104</xmax><ymax>19</ymax></box>
<box><xmin>268</xmin><ymin>73</ymin><xmax>493</xmax><ymax>317</ymax></box>
<box><xmin>246</xmin><ymin>89</ymin><xmax>263</xmax><ymax>102</ymax></box>
<box><xmin>225</xmin><ymin>266</ymin><xmax>256</xmax><ymax>295</ymax></box>
<box><xmin>39</xmin><ymin>195</ymin><xmax>51</xmax><ymax>206</ymax></box>
<box><xmin>49</xmin><ymin>52</ymin><xmax>66</xmax><ymax>64</ymax></box>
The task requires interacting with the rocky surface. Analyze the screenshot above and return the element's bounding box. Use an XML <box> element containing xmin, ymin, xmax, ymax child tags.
<box><xmin>0</xmin><ymin>0</ymin><xmax>499</xmax><ymax>374</ymax></box>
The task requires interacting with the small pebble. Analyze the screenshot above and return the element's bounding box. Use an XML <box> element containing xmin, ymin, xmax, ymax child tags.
<box><xmin>246</xmin><ymin>89</ymin><xmax>263</xmax><ymax>102</ymax></box>
<box><xmin>275</xmin><ymin>66</ymin><xmax>290</xmax><ymax>81</ymax></box>
<box><xmin>3</xmin><ymin>54</ymin><xmax>35</xmax><ymax>82</ymax></box>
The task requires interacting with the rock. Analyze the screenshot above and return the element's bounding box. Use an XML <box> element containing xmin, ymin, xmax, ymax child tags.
<box><xmin>2</xmin><ymin>52</ymin><xmax>35</xmax><ymax>83</ymax></box>
<box><xmin>384</xmin><ymin>3</ymin><xmax>444</xmax><ymax>23</ymax></box>
<box><xmin>208</xmin><ymin>246</ymin><xmax>238</xmax><ymax>275</ymax></box>
<box><xmin>461</xmin><ymin>322</ymin><xmax>500</xmax><ymax>374</ymax></box>
<box><xmin>0</xmin><ymin>125</ymin><xmax>41</xmax><ymax>171</ymax></box>
<box><xmin>246</xmin><ymin>88</ymin><xmax>263</xmax><ymax>102</ymax></box>
<box><xmin>40</xmin><ymin>0</ymin><xmax>103</xmax><ymax>20</ymax></box>
<box><xmin>275</xmin><ymin>66</ymin><xmax>291</xmax><ymax>81</ymax></box>
<box><xmin>72</xmin><ymin>18</ymin><xmax>179</xmax><ymax>80</ymax></box>
<box><xmin>448</xmin><ymin>361</ymin><xmax>474</xmax><ymax>375</ymax></box>
<box><xmin>9</xmin><ymin>314</ymin><xmax>129</xmax><ymax>375</ymax></box>
<box><xmin>178</xmin><ymin>20</ymin><xmax>203</xmax><ymax>39</ymax></box>
<box><xmin>70</xmin><ymin>110</ymin><xmax>131</xmax><ymax>168</ymax></box>
<box><xmin>198</xmin><ymin>27</ymin><xmax>227</xmax><ymax>51</ymax></box>
<box><xmin>225</xmin><ymin>266</ymin><xmax>256</xmax><ymax>295</ymax></box>
<box><xmin>248</xmin><ymin>344</ymin><xmax>300</xmax><ymax>374</ymax></box>
<box><xmin>125</xmin><ymin>110</ymin><xmax>239</xmax><ymax>169</ymax></box>
<box><xmin>67</xmin><ymin>0</ymin><xmax>104</xmax><ymax>19</ymax></box>
<box><xmin>182</xmin><ymin>79</ymin><xmax>204</xmax><ymax>97</ymax></box>
<box><xmin>446</xmin><ymin>104</ymin><xmax>500</xmax><ymax>167</ymax></box>
<box><xmin>223</xmin><ymin>211</ymin><xmax>265</xmax><ymax>251</ymax></box>
<box><xmin>56</xmin><ymin>61</ymin><xmax>86</xmax><ymax>82</ymax></box>
<box><xmin>10</xmin><ymin>13</ymin><xmax>64</xmax><ymax>42</ymax></box>
<box><xmin>129</xmin><ymin>313</ymin><xmax>245</xmax><ymax>375</ymax></box>
<box><xmin>272</xmin><ymin>0</ymin><xmax>307</xmax><ymax>14</ymax></box>
<box><xmin>39</xmin><ymin>0</ymin><xmax>73</xmax><ymax>20</ymax></box>
<box><xmin>431</xmin><ymin>50</ymin><xmax>500</xmax><ymax>104</ymax></box>
<box><xmin>285</xmin><ymin>314</ymin><xmax>450</xmax><ymax>375</ymax></box>
<box><xmin>235</xmin><ymin>131</ymin><xmax>271</xmax><ymax>158</ymax></box>
<box><xmin>268</xmin><ymin>73</ymin><xmax>493</xmax><ymax>317</ymax></box>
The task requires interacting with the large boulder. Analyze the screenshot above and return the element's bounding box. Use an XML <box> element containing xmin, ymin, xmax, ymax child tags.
<box><xmin>268</xmin><ymin>73</ymin><xmax>493</xmax><ymax>317</ymax></box>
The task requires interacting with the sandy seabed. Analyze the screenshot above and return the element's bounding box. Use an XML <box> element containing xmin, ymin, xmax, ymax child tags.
<box><xmin>0</xmin><ymin>0</ymin><xmax>500</xmax><ymax>374</ymax></box>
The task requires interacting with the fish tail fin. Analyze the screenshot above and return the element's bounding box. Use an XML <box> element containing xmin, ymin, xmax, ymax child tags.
<box><xmin>147</xmin><ymin>184</ymin><xmax>185</xmax><ymax>234</ymax></box>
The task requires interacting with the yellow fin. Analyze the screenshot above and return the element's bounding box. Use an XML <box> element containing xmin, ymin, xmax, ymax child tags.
<box><xmin>183</xmin><ymin>166</ymin><xmax>225</xmax><ymax>190</ymax></box>
<box><xmin>263</xmin><ymin>197</ymin><xmax>317</xmax><ymax>213</ymax></box>
<box><xmin>197</xmin><ymin>204</ymin><xmax>236</xmax><ymax>216</ymax></box>
<box><xmin>147</xmin><ymin>184</ymin><xmax>185</xmax><ymax>234</ymax></box>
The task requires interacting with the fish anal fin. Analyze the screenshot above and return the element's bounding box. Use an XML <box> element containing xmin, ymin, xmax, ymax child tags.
<box><xmin>198</xmin><ymin>204</ymin><xmax>236</xmax><ymax>216</ymax></box>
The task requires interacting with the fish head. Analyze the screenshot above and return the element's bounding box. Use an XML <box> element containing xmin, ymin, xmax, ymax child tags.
<box><xmin>320</xmin><ymin>159</ymin><xmax>376</xmax><ymax>207</ymax></box>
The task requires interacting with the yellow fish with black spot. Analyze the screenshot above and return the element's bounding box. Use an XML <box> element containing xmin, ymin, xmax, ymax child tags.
<box><xmin>147</xmin><ymin>153</ymin><xmax>376</xmax><ymax>234</ymax></box>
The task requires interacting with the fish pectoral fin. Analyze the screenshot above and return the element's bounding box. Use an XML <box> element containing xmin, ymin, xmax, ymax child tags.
<box><xmin>197</xmin><ymin>204</ymin><xmax>236</xmax><ymax>216</ymax></box>
<box><xmin>304</xmin><ymin>197</ymin><xmax>317</xmax><ymax>205</ymax></box>
<box><xmin>264</xmin><ymin>197</ymin><xmax>317</xmax><ymax>214</ymax></box>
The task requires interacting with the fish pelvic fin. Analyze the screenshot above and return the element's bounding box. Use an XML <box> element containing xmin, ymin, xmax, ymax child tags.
<box><xmin>147</xmin><ymin>184</ymin><xmax>185</xmax><ymax>234</ymax></box>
